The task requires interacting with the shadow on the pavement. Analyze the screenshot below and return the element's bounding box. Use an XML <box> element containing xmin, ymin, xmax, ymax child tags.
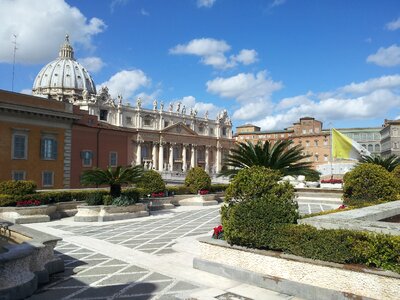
<box><xmin>27</xmin><ymin>252</ymin><xmax>157</xmax><ymax>299</ymax></box>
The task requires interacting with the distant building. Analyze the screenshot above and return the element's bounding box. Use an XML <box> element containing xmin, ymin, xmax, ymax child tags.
<box><xmin>381</xmin><ymin>119</ymin><xmax>400</xmax><ymax>158</ymax></box>
<box><xmin>0</xmin><ymin>90</ymin><xmax>77</xmax><ymax>188</ymax></box>
<box><xmin>337</xmin><ymin>127</ymin><xmax>381</xmax><ymax>156</ymax></box>
<box><xmin>31</xmin><ymin>35</ymin><xmax>234</xmax><ymax>178</ymax></box>
<box><xmin>235</xmin><ymin>117</ymin><xmax>331</xmax><ymax>168</ymax></box>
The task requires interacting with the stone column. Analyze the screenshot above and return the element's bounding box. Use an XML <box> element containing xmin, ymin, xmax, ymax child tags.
<box><xmin>205</xmin><ymin>146</ymin><xmax>210</xmax><ymax>173</ymax></box>
<box><xmin>152</xmin><ymin>142</ymin><xmax>158</xmax><ymax>169</ymax></box>
<box><xmin>169</xmin><ymin>143</ymin><xmax>174</xmax><ymax>171</ymax></box>
<box><xmin>190</xmin><ymin>144</ymin><xmax>196</xmax><ymax>169</ymax></box>
<box><xmin>216</xmin><ymin>145</ymin><xmax>222</xmax><ymax>173</ymax></box>
<box><xmin>182</xmin><ymin>144</ymin><xmax>188</xmax><ymax>172</ymax></box>
<box><xmin>136</xmin><ymin>142</ymin><xmax>142</xmax><ymax>166</ymax></box>
<box><xmin>158</xmin><ymin>142</ymin><xmax>164</xmax><ymax>171</ymax></box>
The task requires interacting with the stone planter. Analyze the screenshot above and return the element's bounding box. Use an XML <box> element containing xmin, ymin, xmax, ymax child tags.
<box><xmin>305</xmin><ymin>181</ymin><xmax>320</xmax><ymax>188</ymax></box>
<box><xmin>0</xmin><ymin>223</ymin><xmax>64</xmax><ymax>300</ymax></box>
<box><xmin>140</xmin><ymin>197</ymin><xmax>175</xmax><ymax>211</ymax></box>
<box><xmin>178</xmin><ymin>194</ymin><xmax>218</xmax><ymax>206</ymax></box>
<box><xmin>320</xmin><ymin>183</ymin><xmax>343</xmax><ymax>189</ymax></box>
<box><xmin>0</xmin><ymin>201</ymin><xmax>85</xmax><ymax>224</ymax></box>
<box><xmin>74</xmin><ymin>203</ymin><xmax>149</xmax><ymax>222</ymax></box>
<box><xmin>194</xmin><ymin>237</ymin><xmax>400</xmax><ymax>300</ymax></box>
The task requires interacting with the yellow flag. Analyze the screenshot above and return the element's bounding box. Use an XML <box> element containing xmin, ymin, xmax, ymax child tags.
<box><xmin>332</xmin><ymin>129</ymin><xmax>370</xmax><ymax>160</ymax></box>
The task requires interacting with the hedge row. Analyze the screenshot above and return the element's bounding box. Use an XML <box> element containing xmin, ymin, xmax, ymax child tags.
<box><xmin>223</xmin><ymin>206</ymin><xmax>400</xmax><ymax>274</ymax></box>
<box><xmin>0</xmin><ymin>184</ymin><xmax>228</xmax><ymax>207</ymax></box>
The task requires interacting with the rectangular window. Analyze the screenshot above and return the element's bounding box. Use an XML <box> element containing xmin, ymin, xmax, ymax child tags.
<box><xmin>302</xmin><ymin>129</ymin><xmax>306</xmax><ymax>134</ymax></box>
<box><xmin>126</xmin><ymin>117</ymin><xmax>132</xmax><ymax>125</ymax></box>
<box><xmin>13</xmin><ymin>133</ymin><xmax>27</xmax><ymax>159</ymax></box>
<box><xmin>209</xmin><ymin>128</ymin><xmax>214</xmax><ymax>135</ymax></box>
<box><xmin>42</xmin><ymin>171</ymin><xmax>54</xmax><ymax>187</ymax></box>
<box><xmin>12</xmin><ymin>171</ymin><xmax>26</xmax><ymax>181</ymax></box>
<box><xmin>164</xmin><ymin>121</ymin><xmax>169</xmax><ymax>127</ymax></box>
<box><xmin>81</xmin><ymin>150</ymin><xmax>93</xmax><ymax>167</ymax></box>
<box><xmin>41</xmin><ymin>137</ymin><xmax>57</xmax><ymax>160</ymax></box>
<box><xmin>314</xmin><ymin>140</ymin><xmax>318</xmax><ymax>147</ymax></box>
<box><xmin>109</xmin><ymin>152</ymin><xmax>118</xmax><ymax>167</ymax></box>
<box><xmin>100</xmin><ymin>110</ymin><xmax>108</xmax><ymax>121</ymax></box>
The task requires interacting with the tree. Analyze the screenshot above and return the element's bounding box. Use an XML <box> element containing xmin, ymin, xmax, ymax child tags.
<box><xmin>81</xmin><ymin>166</ymin><xmax>143</xmax><ymax>198</ymax></box>
<box><xmin>219</xmin><ymin>140</ymin><xmax>319</xmax><ymax>178</ymax></box>
<box><xmin>358</xmin><ymin>154</ymin><xmax>400</xmax><ymax>172</ymax></box>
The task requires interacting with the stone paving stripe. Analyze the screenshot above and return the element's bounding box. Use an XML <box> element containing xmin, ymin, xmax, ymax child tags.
<box><xmin>168</xmin><ymin>281</ymin><xmax>200</xmax><ymax>292</ymax></box>
<box><xmin>97</xmin><ymin>273</ymin><xmax>151</xmax><ymax>286</ymax></box>
<box><xmin>78</xmin><ymin>265</ymin><xmax>124</xmax><ymax>276</ymax></box>
<box><xmin>121</xmin><ymin>265</ymin><xmax>148</xmax><ymax>273</ymax></box>
<box><xmin>26</xmin><ymin>287</ymin><xmax>82</xmax><ymax>300</ymax></box>
<box><xmin>71</xmin><ymin>284</ymin><xmax>129</xmax><ymax>298</ymax></box>
<box><xmin>121</xmin><ymin>281</ymin><xmax>172</xmax><ymax>296</ymax></box>
<box><xmin>145</xmin><ymin>272</ymin><xmax>174</xmax><ymax>282</ymax></box>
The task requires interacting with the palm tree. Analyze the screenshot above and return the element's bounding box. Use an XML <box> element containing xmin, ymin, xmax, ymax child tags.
<box><xmin>220</xmin><ymin>140</ymin><xmax>320</xmax><ymax>178</ymax></box>
<box><xmin>81</xmin><ymin>166</ymin><xmax>144</xmax><ymax>198</ymax></box>
<box><xmin>358</xmin><ymin>154</ymin><xmax>400</xmax><ymax>172</ymax></box>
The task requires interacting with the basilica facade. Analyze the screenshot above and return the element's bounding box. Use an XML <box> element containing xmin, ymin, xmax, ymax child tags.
<box><xmin>32</xmin><ymin>35</ymin><xmax>234</xmax><ymax>179</ymax></box>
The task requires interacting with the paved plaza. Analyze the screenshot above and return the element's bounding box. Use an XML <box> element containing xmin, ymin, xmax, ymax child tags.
<box><xmin>25</xmin><ymin>203</ymin><xmax>336</xmax><ymax>300</ymax></box>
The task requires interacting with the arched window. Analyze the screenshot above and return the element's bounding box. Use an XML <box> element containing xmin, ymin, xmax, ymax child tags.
<box><xmin>367</xmin><ymin>144</ymin><xmax>373</xmax><ymax>152</ymax></box>
<box><xmin>375</xmin><ymin>144</ymin><xmax>380</xmax><ymax>152</ymax></box>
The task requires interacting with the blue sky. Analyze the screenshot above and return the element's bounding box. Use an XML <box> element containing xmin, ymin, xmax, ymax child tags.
<box><xmin>0</xmin><ymin>0</ymin><xmax>399</xmax><ymax>130</ymax></box>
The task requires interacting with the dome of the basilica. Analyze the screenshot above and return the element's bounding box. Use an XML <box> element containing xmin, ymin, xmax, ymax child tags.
<box><xmin>32</xmin><ymin>35</ymin><xmax>96</xmax><ymax>102</ymax></box>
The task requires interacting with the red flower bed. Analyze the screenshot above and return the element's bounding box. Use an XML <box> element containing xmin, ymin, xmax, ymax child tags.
<box><xmin>338</xmin><ymin>204</ymin><xmax>347</xmax><ymax>209</ymax></box>
<box><xmin>212</xmin><ymin>225</ymin><xmax>224</xmax><ymax>239</ymax></box>
<box><xmin>321</xmin><ymin>179</ymin><xmax>343</xmax><ymax>184</ymax></box>
<box><xmin>16</xmin><ymin>200</ymin><xmax>41</xmax><ymax>207</ymax></box>
<box><xmin>151</xmin><ymin>192</ymin><xmax>165</xmax><ymax>198</ymax></box>
<box><xmin>199</xmin><ymin>189</ymin><xmax>209</xmax><ymax>195</ymax></box>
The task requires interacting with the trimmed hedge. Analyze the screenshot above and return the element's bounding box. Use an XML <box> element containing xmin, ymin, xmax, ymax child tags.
<box><xmin>209</xmin><ymin>184</ymin><xmax>229</xmax><ymax>193</ymax></box>
<box><xmin>185</xmin><ymin>167</ymin><xmax>211</xmax><ymax>194</ymax></box>
<box><xmin>224</xmin><ymin>166</ymin><xmax>285</xmax><ymax>203</ymax></box>
<box><xmin>392</xmin><ymin>165</ymin><xmax>400</xmax><ymax>181</ymax></box>
<box><xmin>136</xmin><ymin>170</ymin><xmax>166</xmax><ymax>195</ymax></box>
<box><xmin>343</xmin><ymin>163</ymin><xmax>399</xmax><ymax>205</ymax></box>
<box><xmin>0</xmin><ymin>180</ymin><xmax>37</xmax><ymax>195</ymax></box>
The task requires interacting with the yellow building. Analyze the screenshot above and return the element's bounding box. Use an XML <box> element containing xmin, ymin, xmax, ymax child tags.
<box><xmin>0</xmin><ymin>90</ymin><xmax>78</xmax><ymax>188</ymax></box>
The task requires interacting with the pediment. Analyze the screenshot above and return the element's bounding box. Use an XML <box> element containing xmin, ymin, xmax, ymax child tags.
<box><xmin>162</xmin><ymin>122</ymin><xmax>198</xmax><ymax>136</ymax></box>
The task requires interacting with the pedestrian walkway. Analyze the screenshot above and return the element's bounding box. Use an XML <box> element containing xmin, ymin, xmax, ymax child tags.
<box><xmin>24</xmin><ymin>204</ymin><xmax>327</xmax><ymax>299</ymax></box>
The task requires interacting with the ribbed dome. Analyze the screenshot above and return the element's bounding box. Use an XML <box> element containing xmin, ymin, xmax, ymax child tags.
<box><xmin>32</xmin><ymin>35</ymin><xmax>96</xmax><ymax>102</ymax></box>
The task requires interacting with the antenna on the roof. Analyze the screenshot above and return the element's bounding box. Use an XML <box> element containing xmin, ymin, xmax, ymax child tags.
<box><xmin>11</xmin><ymin>34</ymin><xmax>18</xmax><ymax>92</ymax></box>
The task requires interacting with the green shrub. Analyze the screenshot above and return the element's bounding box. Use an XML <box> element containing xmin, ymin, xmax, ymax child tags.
<box><xmin>0</xmin><ymin>180</ymin><xmax>37</xmax><ymax>195</ymax></box>
<box><xmin>0</xmin><ymin>194</ymin><xmax>16</xmax><ymax>206</ymax></box>
<box><xmin>209</xmin><ymin>184</ymin><xmax>229</xmax><ymax>193</ymax></box>
<box><xmin>85</xmin><ymin>192</ymin><xmax>105</xmax><ymax>206</ymax></box>
<box><xmin>222</xmin><ymin>177</ymin><xmax>298</xmax><ymax>248</ymax></box>
<box><xmin>392</xmin><ymin>165</ymin><xmax>400</xmax><ymax>181</ymax></box>
<box><xmin>224</xmin><ymin>166</ymin><xmax>284</xmax><ymax>203</ymax></box>
<box><xmin>166</xmin><ymin>185</ymin><xmax>190</xmax><ymax>195</ymax></box>
<box><xmin>121</xmin><ymin>188</ymin><xmax>140</xmax><ymax>203</ymax></box>
<box><xmin>343</xmin><ymin>163</ymin><xmax>399</xmax><ymax>205</ymax></box>
<box><xmin>305</xmin><ymin>173</ymin><xmax>320</xmax><ymax>182</ymax></box>
<box><xmin>136</xmin><ymin>170</ymin><xmax>166</xmax><ymax>195</ymax></box>
<box><xmin>112</xmin><ymin>195</ymin><xmax>137</xmax><ymax>206</ymax></box>
<box><xmin>103</xmin><ymin>195</ymin><xmax>114</xmax><ymax>206</ymax></box>
<box><xmin>184</xmin><ymin>167</ymin><xmax>211</xmax><ymax>194</ymax></box>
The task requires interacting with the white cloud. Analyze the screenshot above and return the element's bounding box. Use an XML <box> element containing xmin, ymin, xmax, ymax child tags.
<box><xmin>386</xmin><ymin>17</ymin><xmax>400</xmax><ymax>31</ymax></box>
<box><xmin>367</xmin><ymin>44</ymin><xmax>400</xmax><ymax>67</ymax></box>
<box><xmin>197</xmin><ymin>0</ymin><xmax>216</xmax><ymax>8</ymax></box>
<box><xmin>233</xmin><ymin>100</ymin><xmax>272</xmax><ymax>120</ymax></box>
<box><xmin>134</xmin><ymin>89</ymin><xmax>162</xmax><ymax>107</ymax></box>
<box><xmin>20</xmin><ymin>88</ymin><xmax>32</xmax><ymax>95</ymax></box>
<box><xmin>78</xmin><ymin>57</ymin><xmax>105</xmax><ymax>73</ymax></box>
<box><xmin>270</xmin><ymin>0</ymin><xmax>286</xmax><ymax>8</ymax></box>
<box><xmin>140</xmin><ymin>8</ymin><xmax>149</xmax><ymax>16</ymax></box>
<box><xmin>110</xmin><ymin>0</ymin><xmax>129</xmax><ymax>12</ymax></box>
<box><xmin>206</xmin><ymin>70</ymin><xmax>282</xmax><ymax>102</ymax></box>
<box><xmin>98</xmin><ymin>69</ymin><xmax>150</xmax><ymax>99</ymax></box>
<box><xmin>231</xmin><ymin>49</ymin><xmax>258</xmax><ymax>65</ymax></box>
<box><xmin>173</xmin><ymin>95</ymin><xmax>221</xmax><ymax>119</ymax></box>
<box><xmin>169</xmin><ymin>38</ymin><xmax>258</xmax><ymax>69</ymax></box>
<box><xmin>245</xmin><ymin>75</ymin><xmax>400</xmax><ymax>130</ymax></box>
<box><xmin>339</xmin><ymin>75</ymin><xmax>400</xmax><ymax>94</ymax></box>
<box><xmin>0</xmin><ymin>0</ymin><xmax>106</xmax><ymax>64</ymax></box>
